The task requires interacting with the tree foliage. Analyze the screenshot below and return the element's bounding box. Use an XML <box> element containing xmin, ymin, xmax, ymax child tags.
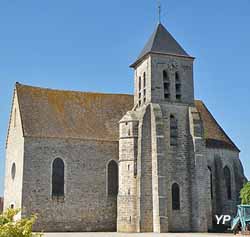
<box><xmin>240</xmin><ymin>182</ymin><xmax>250</xmax><ymax>205</ymax></box>
<box><xmin>0</xmin><ymin>209</ymin><xmax>42</xmax><ymax>237</ymax></box>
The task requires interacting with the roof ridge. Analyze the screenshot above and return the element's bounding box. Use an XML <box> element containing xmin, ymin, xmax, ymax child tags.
<box><xmin>16</xmin><ymin>82</ymin><xmax>133</xmax><ymax>97</ymax></box>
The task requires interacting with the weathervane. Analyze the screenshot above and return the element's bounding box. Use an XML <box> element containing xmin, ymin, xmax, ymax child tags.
<box><xmin>158</xmin><ymin>0</ymin><xmax>162</xmax><ymax>23</ymax></box>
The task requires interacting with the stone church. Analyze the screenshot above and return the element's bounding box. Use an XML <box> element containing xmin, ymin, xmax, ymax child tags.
<box><xmin>4</xmin><ymin>23</ymin><xmax>247</xmax><ymax>233</ymax></box>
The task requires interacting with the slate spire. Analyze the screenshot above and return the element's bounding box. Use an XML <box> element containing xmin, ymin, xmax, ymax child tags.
<box><xmin>131</xmin><ymin>23</ymin><xmax>191</xmax><ymax>67</ymax></box>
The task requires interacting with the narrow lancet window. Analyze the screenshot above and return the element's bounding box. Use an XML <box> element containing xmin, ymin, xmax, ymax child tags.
<box><xmin>208</xmin><ymin>166</ymin><xmax>213</xmax><ymax>199</ymax></box>
<box><xmin>172</xmin><ymin>183</ymin><xmax>180</xmax><ymax>210</ymax></box>
<box><xmin>138</xmin><ymin>76</ymin><xmax>142</xmax><ymax>106</ymax></box>
<box><xmin>107</xmin><ymin>160</ymin><xmax>118</xmax><ymax>196</ymax></box>
<box><xmin>143</xmin><ymin>72</ymin><xmax>146</xmax><ymax>103</ymax></box>
<box><xmin>170</xmin><ymin>115</ymin><xmax>178</xmax><ymax>146</ymax></box>
<box><xmin>224</xmin><ymin>166</ymin><xmax>232</xmax><ymax>200</ymax></box>
<box><xmin>163</xmin><ymin>70</ymin><xmax>170</xmax><ymax>99</ymax></box>
<box><xmin>175</xmin><ymin>72</ymin><xmax>181</xmax><ymax>101</ymax></box>
<box><xmin>52</xmin><ymin>158</ymin><xmax>65</xmax><ymax>197</ymax></box>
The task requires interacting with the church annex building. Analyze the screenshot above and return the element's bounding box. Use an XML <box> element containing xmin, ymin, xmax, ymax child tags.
<box><xmin>4</xmin><ymin>23</ymin><xmax>247</xmax><ymax>233</ymax></box>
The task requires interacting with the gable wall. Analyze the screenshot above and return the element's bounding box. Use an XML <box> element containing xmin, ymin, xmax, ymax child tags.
<box><xmin>4</xmin><ymin>90</ymin><xmax>24</xmax><ymax>211</ymax></box>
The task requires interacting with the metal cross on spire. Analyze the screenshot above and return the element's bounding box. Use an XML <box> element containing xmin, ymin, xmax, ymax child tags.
<box><xmin>158</xmin><ymin>0</ymin><xmax>162</xmax><ymax>24</ymax></box>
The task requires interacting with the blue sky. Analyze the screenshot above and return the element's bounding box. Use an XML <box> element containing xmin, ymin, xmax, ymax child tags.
<box><xmin>0</xmin><ymin>0</ymin><xmax>249</xmax><ymax>196</ymax></box>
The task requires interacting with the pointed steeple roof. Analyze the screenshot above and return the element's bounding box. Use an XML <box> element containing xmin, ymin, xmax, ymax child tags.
<box><xmin>131</xmin><ymin>23</ymin><xmax>192</xmax><ymax>67</ymax></box>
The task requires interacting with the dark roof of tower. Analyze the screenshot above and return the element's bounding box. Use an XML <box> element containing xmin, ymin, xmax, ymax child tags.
<box><xmin>14</xmin><ymin>83</ymin><xmax>239</xmax><ymax>151</ymax></box>
<box><xmin>131</xmin><ymin>23</ymin><xmax>192</xmax><ymax>67</ymax></box>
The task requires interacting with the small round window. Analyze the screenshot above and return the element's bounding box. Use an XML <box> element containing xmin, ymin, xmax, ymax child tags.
<box><xmin>11</xmin><ymin>163</ymin><xmax>16</xmax><ymax>180</ymax></box>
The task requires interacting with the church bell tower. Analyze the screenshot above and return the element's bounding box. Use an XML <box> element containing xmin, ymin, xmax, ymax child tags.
<box><xmin>118</xmin><ymin>22</ymin><xmax>209</xmax><ymax>233</ymax></box>
<box><xmin>130</xmin><ymin>23</ymin><xmax>195</xmax><ymax>107</ymax></box>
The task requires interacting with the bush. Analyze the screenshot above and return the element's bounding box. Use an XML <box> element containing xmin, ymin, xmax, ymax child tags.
<box><xmin>0</xmin><ymin>208</ymin><xmax>42</xmax><ymax>237</ymax></box>
<box><xmin>240</xmin><ymin>182</ymin><xmax>250</xmax><ymax>205</ymax></box>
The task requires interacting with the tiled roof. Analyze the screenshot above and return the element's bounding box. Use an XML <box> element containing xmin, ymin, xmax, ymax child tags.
<box><xmin>15</xmin><ymin>83</ymin><xmax>239</xmax><ymax>151</ymax></box>
<box><xmin>195</xmin><ymin>100</ymin><xmax>240</xmax><ymax>152</ymax></box>
<box><xmin>131</xmin><ymin>23</ymin><xmax>191</xmax><ymax>67</ymax></box>
<box><xmin>16</xmin><ymin>83</ymin><xmax>133</xmax><ymax>141</ymax></box>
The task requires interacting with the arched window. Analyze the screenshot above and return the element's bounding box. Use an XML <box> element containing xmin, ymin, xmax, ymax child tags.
<box><xmin>224</xmin><ymin>166</ymin><xmax>232</xmax><ymax>200</ymax></box>
<box><xmin>143</xmin><ymin>72</ymin><xmax>146</xmax><ymax>88</ymax></box>
<box><xmin>163</xmin><ymin>70</ymin><xmax>170</xmax><ymax>99</ymax></box>
<box><xmin>138</xmin><ymin>76</ymin><xmax>142</xmax><ymax>106</ymax></box>
<box><xmin>172</xmin><ymin>183</ymin><xmax>180</xmax><ymax>210</ymax></box>
<box><xmin>107</xmin><ymin>160</ymin><xmax>118</xmax><ymax>196</ymax></box>
<box><xmin>208</xmin><ymin>166</ymin><xmax>213</xmax><ymax>199</ymax></box>
<box><xmin>143</xmin><ymin>72</ymin><xmax>146</xmax><ymax>103</ymax></box>
<box><xmin>175</xmin><ymin>72</ymin><xmax>181</xmax><ymax>100</ymax></box>
<box><xmin>139</xmin><ymin>76</ymin><xmax>141</xmax><ymax>91</ymax></box>
<box><xmin>52</xmin><ymin>158</ymin><xmax>65</xmax><ymax>197</ymax></box>
<box><xmin>175</xmin><ymin>71</ymin><xmax>179</xmax><ymax>81</ymax></box>
<box><xmin>170</xmin><ymin>115</ymin><xmax>178</xmax><ymax>146</ymax></box>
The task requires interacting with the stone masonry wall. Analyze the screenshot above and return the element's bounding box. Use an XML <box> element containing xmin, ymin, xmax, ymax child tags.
<box><xmin>189</xmin><ymin>106</ymin><xmax>210</xmax><ymax>232</ymax></box>
<box><xmin>138</xmin><ymin>105</ymin><xmax>154</xmax><ymax>232</ymax></box>
<box><xmin>151</xmin><ymin>104</ymin><xmax>168</xmax><ymax>232</ymax></box>
<box><xmin>206</xmin><ymin>148</ymin><xmax>244</xmax><ymax>227</ymax></box>
<box><xmin>22</xmin><ymin>137</ymin><xmax>118</xmax><ymax>232</ymax></box>
<box><xmin>130</xmin><ymin>50</ymin><xmax>205</xmax><ymax>232</ymax></box>
<box><xmin>150</xmin><ymin>54</ymin><xmax>194</xmax><ymax>105</ymax></box>
<box><xmin>4</xmin><ymin>90</ymin><xmax>24</xmax><ymax>211</ymax></box>
<box><xmin>118</xmin><ymin>112</ymin><xmax>139</xmax><ymax>232</ymax></box>
<box><xmin>134</xmin><ymin>57</ymin><xmax>151</xmax><ymax>106</ymax></box>
<box><xmin>160</xmin><ymin>103</ymin><xmax>194</xmax><ymax>232</ymax></box>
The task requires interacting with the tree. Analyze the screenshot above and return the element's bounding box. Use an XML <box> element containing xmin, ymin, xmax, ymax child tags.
<box><xmin>0</xmin><ymin>208</ymin><xmax>42</xmax><ymax>237</ymax></box>
<box><xmin>240</xmin><ymin>182</ymin><xmax>250</xmax><ymax>205</ymax></box>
